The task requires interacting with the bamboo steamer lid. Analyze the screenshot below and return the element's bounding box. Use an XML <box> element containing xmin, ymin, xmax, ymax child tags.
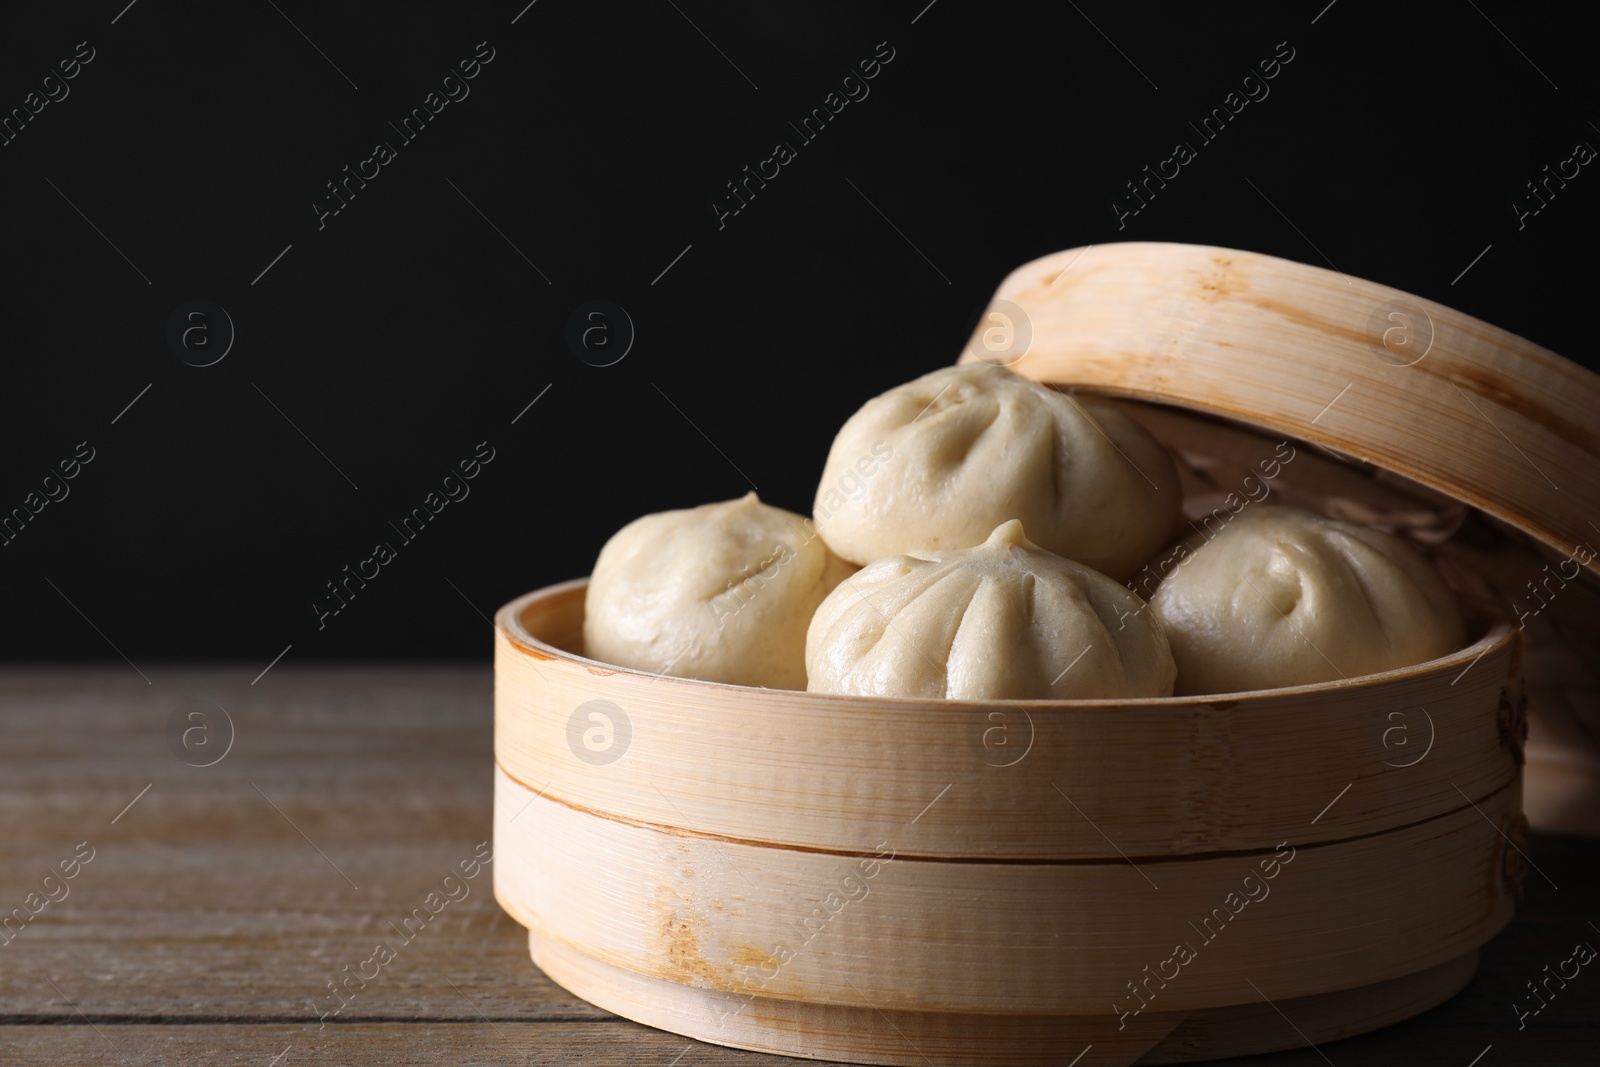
<box><xmin>957</xmin><ymin>241</ymin><xmax>1599</xmax><ymax>571</ymax></box>
<box><xmin>956</xmin><ymin>241</ymin><xmax>1600</xmax><ymax>836</ymax></box>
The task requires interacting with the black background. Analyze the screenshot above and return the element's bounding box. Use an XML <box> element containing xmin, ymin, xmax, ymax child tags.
<box><xmin>0</xmin><ymin>0</ymin><xmax>1593</xmax><ymax>665</ymax></box>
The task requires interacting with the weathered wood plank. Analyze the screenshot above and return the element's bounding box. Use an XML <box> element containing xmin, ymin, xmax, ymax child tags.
<box><xmin>0</xmin><ymin>667</ymin><xmax>602</xmax><ymax>1022</ymax></box>
<box><xmin>0</xmin><ymin>1022</ymin><xmax>790</xmax><ymax>1067</ymax></box>
<box><xmin>0</xmin><ymin>1020</ymin><xmax>1597</xmax><ymax>1067</ymax></box>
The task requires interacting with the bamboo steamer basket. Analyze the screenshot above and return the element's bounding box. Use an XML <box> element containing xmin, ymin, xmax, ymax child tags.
<box><xmin>494</xmin><ymin>243</ymin><xmax>1599</xmax><ymax>1065</ymax></box>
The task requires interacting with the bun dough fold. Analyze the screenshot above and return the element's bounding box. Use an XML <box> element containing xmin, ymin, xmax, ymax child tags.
<box><xmin>813</xmin><ymin>364</ymin><xmax>1180</xmax><ymax>580</ymax></box>
<box><xmin>1150</xmin><ymin>505</ymin><xmax>1466</xmax><ymax>695</ymax></box>
<box><xmin>806</xmin><ymin>519</ymin><xmax>1176</xmax><ymax>700</ymax></box>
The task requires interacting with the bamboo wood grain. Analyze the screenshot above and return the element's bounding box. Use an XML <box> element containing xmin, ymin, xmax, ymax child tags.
<box><xmin>524</xmin><ymin>934</ymin><xmax>1481</xmax><ymax>1067</ymax></box>
<box><xmin>492</xmin><ymin>765</ymin><xmax>1519</xmax><ymax>1016</ymax></box>
<box><xmin>528</xmin><ymin>930</ymin><xmax>1182</xmax><ymax>1066</ymax></box>
<box><xmin>1134</xmin><ymin>951</ymin><xmax>1480</xmax><ymax>1065</ymax></box>
<box><xmin>956</xmin><ymin>242</ymin><xmax>1600</xmax><ymax>577</ymax></box>
<box><xmin>1102</xmin><ymin>398</ymin><xmax>1473</xmax><ymax>542</ymax></box>
<box><xmin>494</xmin><ymin>583</ymin><xmax>1519</xmax><ymax>861</ymax></box>
<box><xmin>1438</xmin><ymin>532</ymin><xmax>1600</xmax><ymax>839</ymax></box>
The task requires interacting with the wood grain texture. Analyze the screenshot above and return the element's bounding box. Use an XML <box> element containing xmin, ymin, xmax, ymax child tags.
<box><xmin>493</xmin><ymin>766</ymin><xmax>1518</xmax><ymax>1015</ymax></box>
<box><xmin>495</xmin><ymin>583</ymin><xmax>1520</xmax><ymax>861</ymax></box>
<box><xmin>1440</xmin><ymin>534</ymin><xmax>1600</xmax><ymax>840</ymax></box>
<box><xmin>957</xmin><ymin>241</ymin><xmax>1600</xmax><ymax>576</ymax></box>
<box><xmin>0</xmin><ymin>1022</ymin><xmax>770</xmax><ymax>1067</ymax></box>
<box><xmin>2</xmin><ymin>668</ymin><xmax>1595</xmax><ymax>1066</ymax></box>
<box><xmin>526</xmin><ymin>933</ymin><xmax>1483</xmax><ymax>1067</ymax></box>
<box><xmin>0</xmin><ymin>667</ymin><xmax>599</xmax><ymax>1023</ymax></box>
<box><xmin>5</xmin><ymin>1020</ymin><xmax>1599</xmax><ymax>1067</ymax></box>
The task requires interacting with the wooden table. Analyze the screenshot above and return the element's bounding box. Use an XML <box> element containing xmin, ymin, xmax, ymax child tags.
<box><xmin>3</xmin><ymin>667</ymin><xmax>1595</xmax><ymax>1065</ymax></box>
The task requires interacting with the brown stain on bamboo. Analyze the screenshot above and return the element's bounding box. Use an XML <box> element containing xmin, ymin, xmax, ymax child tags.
<box><xmin>1243</xmin><ymin>295</ymin><xmax>1368</xmax><ymax>349</ymax></box>
<box><xmin>1237</xmin><ymin>292</ymin><xmax>1600</xmax><ymax>458</ymax></box>
<box><xmin>656</xmin><ymin>887</ymin><xmax>738</xmax><ymax>993</ymax></box>
<box><xmin>1420</xmin><ymin>360</ymin><xmax>1600</xmax><ymax>458</ymax></box>
<box><xmin>1195</xmin><ymin>254</ymin><xmax>1241</xmax><ymax>304</ymax></box>
<box><xmin>727</xmin><ymin>943</ymin><xmax>779</xmax><ymax>970</ymax></box>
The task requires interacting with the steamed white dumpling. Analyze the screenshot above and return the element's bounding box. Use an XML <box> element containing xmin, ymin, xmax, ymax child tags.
<box><xmin>812</xmin><ymin>364</ymin><xmax>1180</xmax><ymax>580</ymax></box>
<box><xmin>584</xmin><ymin>493</ymin><xmax>854</xmax><ymax>689</ymax></box>
<box><xmin>806</xmin><ymin>520</ymin><xmax>1175</xmax><ymax>700</ymax></box>
<box><xmin>1150</xmin><ymin>505</ymin><xmax>1466</xmax><ymax>695</ymax></box>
